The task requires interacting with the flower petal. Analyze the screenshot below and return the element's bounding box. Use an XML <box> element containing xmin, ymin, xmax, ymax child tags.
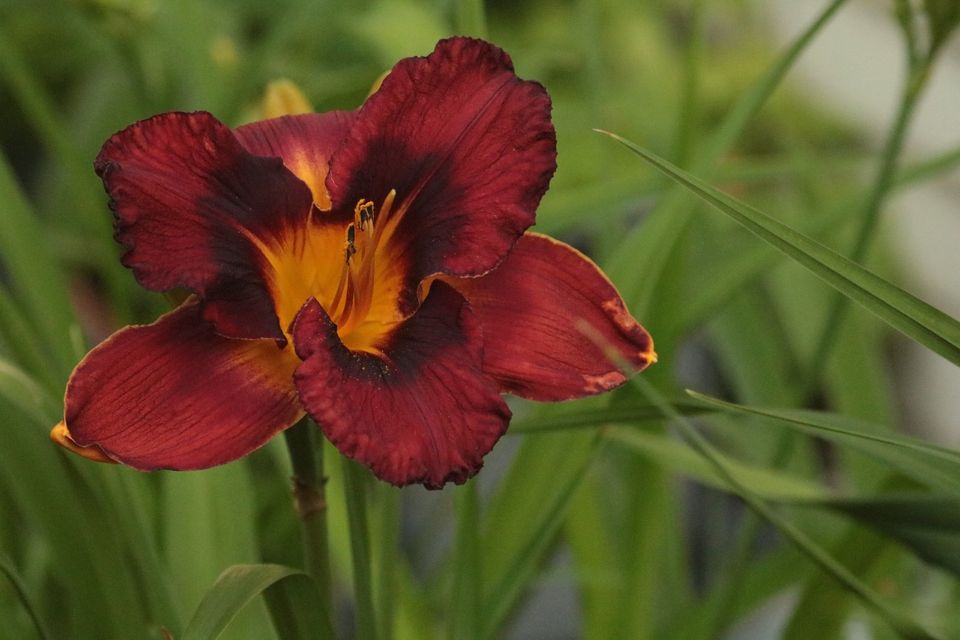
<box><xmin>234</xmin><ymin>111</ymin><xmax>355</xmax><ymax>210</ymax></box>
<box><xmin>95</xmin><ymin>111</ymin><xmax>315</xmax><ymax>340</ymax></box>
<box><xmin>50</xmin><ymin>422</ymin><xmax>115</xmax><ymax>464</ymax></box>
<box><xmin>63</xmin><ymin>298</ymin><xmax>303</xmax><ymax>470</ymax></box>
<box><xmin>326</xmin><ymin>37</ymin><xmax>556</xmax><ymax>316</ymax></box>
<box><xmin>292</xmin><ymin>282</ymin><xmax>510</xmax><ymax>489</ymax></box>
<box><xmin>447</xmin><ymin>233</ymin><xmax>655</xmax><ymax>401</ymax></box>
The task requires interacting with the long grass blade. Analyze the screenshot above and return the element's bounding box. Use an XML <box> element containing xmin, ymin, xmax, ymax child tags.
<box><xmin>603</xmin><ymin>133</ymin><xmax>960</xmax><ymax>366</ymax></box>
<box><xmin>631</xmin><ymin>379</ymin><xmax>941</xmax><ymax>639</ymax></box>
<box><xmin>0</xmin><ymin>553</ymin><xmax>51</xmax><ymax>640</ymax></box>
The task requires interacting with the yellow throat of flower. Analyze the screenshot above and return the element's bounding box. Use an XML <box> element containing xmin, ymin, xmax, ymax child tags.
<box><xmin>254</xmin><ymin>189</ymin><xmax>404</xmax><ymax>356</ymax></box>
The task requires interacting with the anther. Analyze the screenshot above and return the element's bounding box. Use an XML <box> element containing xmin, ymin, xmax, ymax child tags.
<box><xmin>355</xmin><ymin>200</ymin><xmax>375</xmax><ymax>230</ymax></box>
<box><xmin>344</xmin><ymin>223</ymin><xmax>357</xmax><ymax>263</ymax></box>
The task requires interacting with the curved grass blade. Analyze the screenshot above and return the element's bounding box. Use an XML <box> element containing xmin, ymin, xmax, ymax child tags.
<box><xmin>0</xmin><ymin>359</ymin><xmax>60</xmax><ymax>426</ymax></box>
<box><xmin>509</xmin><ymin>398</ymin><xmax>705</xmax><ymax>434</ymax></box>
<box><xmin>803</xmin><ymin>494</ymin><xmax>960</xmax><ymax>577</ymax></box>
<box><xmin>676</xmin><ymin>141</ymin><xmax>960</xmax><ymax>338</ymax></box>
<box><xmin>0</xmin><ymin>553</ymin><xmax>51</xmax><ymax>640</ymax></box>
<box><xmin>631</xmin><ymin>378</ymin><xmax>941</xmax><ymax>640</ymax></box>
<box><xmin>181</xmin><ymin>564</ymin><xmax>334</xmax><ymax>640</ymax></box>
<box><xmin>614</xmin><ymin>420</ymin><xmax>960</xmax><ymax>579</ymax></box>
<box><xmin>602</xmin><ymin>133</ymin><xmax>960</xmax><ymax>366</ymax></box>
<box><xmin>607</xmin><ymin>427</ymin><xmax>827</xmax><ymax>502</ymax></box>
<box><xmin>606</xmin><ymin>0</ymin><xmax>849</xmax><ymax>313</ymax></box>
<box><xmin>688</xmin><ymin>391</ymin><xmax>960</xmax><ymax>497</ymax></box>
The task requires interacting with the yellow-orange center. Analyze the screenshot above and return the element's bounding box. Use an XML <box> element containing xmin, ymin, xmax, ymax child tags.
<box><xmin>250</xmin><ymin>190</ymin><xmax>406</xmax><ymax>357</ymax></box>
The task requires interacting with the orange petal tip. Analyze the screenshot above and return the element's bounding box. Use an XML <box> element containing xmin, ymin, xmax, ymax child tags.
<box><xmin>50</xmin><ymin>422</ymin><xmax>116</xmax><ymax>464</ymax></box>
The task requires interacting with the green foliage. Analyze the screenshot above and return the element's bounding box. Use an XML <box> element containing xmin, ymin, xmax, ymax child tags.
<box><xmin>181</xmin><ymin>564</ymin><xmax>333</xmax><ymax>640</ymax></box>
<box><xmin>2</xmin><ymin>0</ymin><xmax>960</xmax><ymax>638</ymax></box>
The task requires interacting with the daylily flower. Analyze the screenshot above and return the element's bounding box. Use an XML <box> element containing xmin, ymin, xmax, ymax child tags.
<box><xmin>51</xmin><ymin>37</ymin><xmax>655</xmax><ymax>488</ymax></box>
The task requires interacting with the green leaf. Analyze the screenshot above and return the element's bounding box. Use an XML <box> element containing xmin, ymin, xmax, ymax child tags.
<box><xmin>924</xmin><ymin>0</ymin><xmax>960</xmax><ymax>53</ymax></box>
<box><xmin>606</xmin><ymin>0</ymin><xmax>848</xmax><ymax>315</ymax></box>
<box><xmin>689</xmin><ymin>391</ymin><xmax>960</xmax><ymax>497</ymax></box>
<box><xmin>0</xmin><ymin>359</ymin><xmax>60</xmax><ymax>426</ymax></box>
<box><xmin>606</xmin><ymin>428</ymin><xmax>826</xmax><ymax>502</ymax></box>
<box><xmin>449</xmin><ymin>481</ymin><xmax>480</xmax><ymax>640</ymax></box>
<box><xmin>164</xmin><ymin>463</ymin><xmax>275</xmax><ymax>639</ymax></box>
<box><xmin>262</xmin><ymin>573</ymin><xmax>337</xmax><ymax>640</ymax></box>
<box><xmin>342</xmin><ymin>459</ymin><xmax>377</xmax><ymax>640</ymax></box>
<box><xmin>0</xmin><ymin>398</ymin><xmax>148</xmax><ymax>637</ymax></box>
<box><xmin>181</xmin><ymin>564</ymin><xmax>333</xmax><ymax>640</ymax></box>
<box><xmin>603</xmin><ymin>133</ymin><xmax>960</xmax><ymax>367</ymax></box>
<box><xmin>677</xmin><ymin>142</ymin><xmax>960</xmax><ymax>340</ymax></box>
<box><xmin>480</xmin><ymin>429</ymin><xmax>598</xmax><ymax>639</ymax></box>
<box><xmin>0</xmin><ymin>553</ymin><xmax>51</xmax><ymax>640</ymax></box>
<box><xmin>810</xmin><ymin>494</ymin><xmax>960</xmax><ymax>577</ymax></box>
<box><xmin>509</xmin><ymin>398</ymin><xmax>704</xmax><ymax>434</ymax></box>
<box><xmin>630</xmin><ymin>379</ymin><xmax>941</xmax><ymax>640</ymax></box>
<box><xmin>612</xmin><ymin>419</ymin><xmax>960</xmax><ymax>580</ymax></box>
<box><xmin>0</xmin><ymin>285</ymin><xmax>60</xmax><ymax>392</ymax></box>
<box><xmin>0</xmin><ymin>151</ymin><xmax>77</xmax><ymax>380</ymax></box>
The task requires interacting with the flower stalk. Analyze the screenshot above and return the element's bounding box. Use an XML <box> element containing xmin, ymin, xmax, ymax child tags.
<box><xmin>283</xmin><ymin>416</ymin><xmax>332</xmax><ymax>616</ymax></box>
<box><xmin>344</xmin><ymin>459</ymin><xmax>378</xmax><ymax>640</ymax></box>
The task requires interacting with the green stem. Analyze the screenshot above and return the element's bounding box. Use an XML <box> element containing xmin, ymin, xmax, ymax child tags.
<box><xmin>449</xmin><ymin>481</ymin><xmax>480</xmax><ymax>640</ymax></box>
<box><xmin>454</xmin><ymin>0</ymin><xmax>487</xmax><ymax>38</ymax></box>
<box><xmin>282</xmin><ymin>417</ymin><xmax>332</xmax><ymax>616</ymax></box>
<box><xmin>375</xmin><ymin>484</ymin><xmax>400</xmax><ymax>640</ymax></box>
<box><xmin>674</xmin><ymin>0</ymin><xmax>704</xmax><ymax>168</ymax></box>
<box><xmin>803</xmin><ymin>58</ymin><xmax>931</xmax><ymax>400</ymax></box>
<box><xmin>343</xmin><ymin>459</ymin><xmax>378</xmax><ymax>640</ymax></box>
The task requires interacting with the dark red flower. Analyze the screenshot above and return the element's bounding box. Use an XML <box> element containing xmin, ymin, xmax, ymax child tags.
<box><xmin>51</xmin><ymin>37</ymin><xmax>655</xmax><ymax>488</ymax></box>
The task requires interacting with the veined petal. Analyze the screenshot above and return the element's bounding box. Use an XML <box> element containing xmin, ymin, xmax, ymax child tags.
<box><xmin>293</xmin><ymin>282</ymin><xmax>510</xmax><ymax>489</ymax></box>
<box><xmin>63</xmin><ymin>298</ymin><xmax>303</xmax><ymax>470</ymax></box>
<box><xmin>235</xmin><ymin>111</ymin><xmax>355</xmax><ymax>210</ymax></box>
<box><xmin>447</xmin><ymin>233</ymin><xmax>655</xmax><ymax>401</ymax></box>
<box><xmin>95</xmin><ymin>111</ymin><xmax>315</xmax><ymax>341</ymax></box>
<box><xmin>326</xmin><ymin>37</ymin><xmax>556</xmax><ymax>317</ymax></box>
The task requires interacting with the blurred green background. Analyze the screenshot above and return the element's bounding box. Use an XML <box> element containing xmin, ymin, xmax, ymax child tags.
<box><xmin>2</xmin><ymin>0</ymin><xmax>960</xmax><ymax>638</ymax></box>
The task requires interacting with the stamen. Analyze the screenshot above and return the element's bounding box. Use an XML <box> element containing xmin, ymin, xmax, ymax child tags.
<box><xmin>330</xmin><ymin>223</ymin><xmax>357</xmax><ymax>320</ymax></box>
<box><xmin>330</xmin><ymin>189</ymin><xmax>401</xmax><ymax>335</ymax></box>
<box><xmin>355</xmin><ymin>200</ymin><xmax>375</xmax><ymax>231</ymax></box>
<box><xmin>344</xmin><ymin>223</ymin><xmax>357</xmax><ymax>263</ymax></box>
<box><xmin>371</xmin><ymin>189</ymin><xmax>397</xmax><ymax>246</ymax></box>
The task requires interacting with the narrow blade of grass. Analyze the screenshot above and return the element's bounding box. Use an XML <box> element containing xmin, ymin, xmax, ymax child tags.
<box><xmin>603</xmin><ymin>133</ymin><xmax>960</xmax><ymax>366</ymax></box>
<box><xmin>0</xmin><ymin>359</ymin><xmax>60</xmax><ymax>427</ymax></box>
<box><xmin>607</xmin><ymin>428</ymin><xmax>827</xmax><ymax>502</ymax></box>
<box><xmin>343</xmin><ymin>459</ymin><xmax>377</xmax><ymax>640</ymax></box>
<box><xmin>0</xmin><ymin>152</ymin><xmax>77</xmax><ymax>380</ymax></box>
<box><xmin>480</xmin><ymin>429</ymin><xmax>599</xmax><ymax>639</ymax></box>
<box><xmin>0</xmin><ymin>553</ymin><xmax>51</xmax><ymax>640</ymax></box>
<box><xmin>449</xmin><ymin>481</ymin><xmax>480</xmax><ymax>640</ymax></box>
<box><xmin>606</xmin><ymin>0</ymin><xmax>849</xmax><ymax>313</ymax></box>
<box><xmin>510</xmin><ymin>398</ymin><xmax>704</xmax><ymax>434</ymax></box>
<box><xmin>631</xmin><ymin>379</ymin><xmax>941</xmax><ymax>640</ymax></box>
<box><xmin>688</xmin><ymin>391</ymin><xmax>960</xmax><ymax>497</ymax></box>
<box><xmin>802</xmin><ymin>494</ymin><xmax>960</xmax><ymax>577</ymax></box>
